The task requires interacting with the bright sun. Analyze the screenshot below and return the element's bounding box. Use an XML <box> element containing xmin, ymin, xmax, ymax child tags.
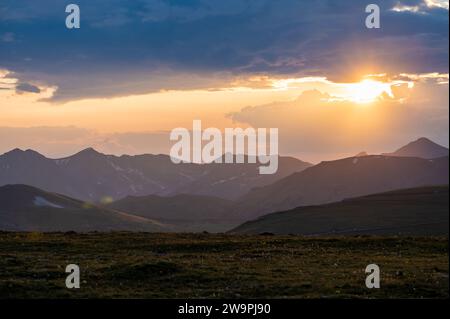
<box><xmin>269</xmin><ymin>76</ymin><xmax>395</xmax><ymax>104</ymax></box>
<box><xmin>343</xmin><ymin>79</ymin><xmax>392</xmax><ymax>104</ymax></box>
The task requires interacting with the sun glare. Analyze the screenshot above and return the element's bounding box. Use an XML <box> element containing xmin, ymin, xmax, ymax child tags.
<box><xmin>268</xmin><ymin>76</ymin><xmax>395</xmax><ymax>104</ymax></box>
<box><xmin>340</xmin><ymin>79</ymin><xmax>392</xmax><ymax>104</ymax></box>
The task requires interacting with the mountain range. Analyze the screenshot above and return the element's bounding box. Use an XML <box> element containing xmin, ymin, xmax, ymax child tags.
<box><xmin>0</xmin><ymin>137</ymin><xmax>448</xmax><ymax>233</ymax></box>
<box><xmin>0</xmin><ymin>148</ymin><xmax>311</xmax><ymax>202</ymax></box>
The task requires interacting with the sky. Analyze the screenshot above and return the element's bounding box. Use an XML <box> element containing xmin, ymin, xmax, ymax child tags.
<box><xmin>0</xmin><ymin>0</ymin><xmax>448</xmax><ymax>163</ymax></box>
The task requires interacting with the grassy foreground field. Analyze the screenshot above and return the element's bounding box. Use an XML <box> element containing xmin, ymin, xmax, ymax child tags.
<box><xmin>0</xmin><ymin>232</ymin><xmax>448</xmax><ymax>299</ymax></box>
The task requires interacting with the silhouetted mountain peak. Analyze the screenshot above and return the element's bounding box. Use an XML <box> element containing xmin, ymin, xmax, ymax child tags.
<box><xmin>383</xmin><ymin>137</ymin><xmax>449</xmax><ymax>159</ymax></box>
<box><xmin>5</xmin><ymin>148</ymin><xmax>23</xmax><ymax>154</ymax></box>
<box><xmin>416</xmin><ymin>137</ymin><xmax>432</xmax><ymax>143</ymax></box>
<box><xmin>2</xmin><ymin>149</ymin><xmax>19</xmax><ymax>160</ymax></box>
<box><xmin>2</xmin><ymin>148</ymin><xmax>46</xmax><ymax>160</ymax></box>
<box><xmin>69</xmin><ymin>147</ymin><xmax>104</xmax><ymax>159</ymax></box>
<box><xmin>77</xmin><ymin>147</ymin><xmax>101</xmax><ymax>155</ymax></box>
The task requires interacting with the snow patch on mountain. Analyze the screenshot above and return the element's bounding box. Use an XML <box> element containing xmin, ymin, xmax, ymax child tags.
<box><xmin>33</xmin><ymin>196</ymin><xmax>64</xmax><ymax>209</ymax></box>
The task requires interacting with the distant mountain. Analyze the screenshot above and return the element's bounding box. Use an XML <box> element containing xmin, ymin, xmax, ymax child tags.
<box><xmin>230</xmin><ymin>186</ymin><xmax>449</xmax><ymax>236</ymax></box>
<box><xmin>232</xmin><ymin>155</ymin><xmax>449</xmax><ymax>220</ymax></box>
<box><xmin>383</xmin><ymin>137</ymin><xmax>449</xmax><ymax>159</ymax></box>
<box><xmin>0</xmin><ymin>148</ymin><xmax>312</xmax><ymax>201</ymax></box>
<box><xmin>170</xmin><ymin>155</ymin><xmax>312</xmax><ymax>199</ymax></box>
<box><xmin>0</xmin><ymin>184</ymin><xmax>168</xmax><ymax>232</ymax></box>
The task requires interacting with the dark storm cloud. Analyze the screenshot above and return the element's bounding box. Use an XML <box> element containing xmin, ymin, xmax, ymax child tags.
<box><xmin>0</xmin><ymin>0</ymin><xmax>448</xmax><ymax>101</ymax></box>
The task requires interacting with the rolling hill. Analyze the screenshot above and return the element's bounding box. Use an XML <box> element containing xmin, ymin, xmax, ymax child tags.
<box><xmin>232</xmin><ymin>155</ymin><xmax>449</xmax><ymax>220</ymax></box>
<box><xmin>107</xmin><ymin>193</ymin><xmax>239</xmax><ymax>232</ymax></box>
<box><xmin>108</xmin><ymin>193</ymin><xmax>233</xmax><ymax>221</ymax></box>
<box><xmin>0</xmin><ymin>184</ymin><xmax>169</xmax><ymax>232</ymax></box>
<box><xmin>230</xmin><ymin>186</ymin><xmax>449</xmax><ymax>236</ymax></box>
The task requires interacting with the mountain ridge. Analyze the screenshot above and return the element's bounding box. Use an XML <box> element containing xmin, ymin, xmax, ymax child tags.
<box><xmin>382</xmin><ymin>137</ymin><xmax>449</xmax><ymax>159</ymax></box>
<box><xmin>0</xmin><ymin>148</ymin><xmax>312</xmax><ymax>201</ymax></box>
<box><xmin>0</xmin><ymin>184</ymin><xmax>169</xmax><ymax>232</ymax></box>
<box><xmin>230</xmin><ymin>185</ymin><xmax>449</xmax><ymax>236</ymax></box>
<box><xmin>232</xmin><ymin>154</ymin><xmax>449</xmax><ymax>220</ymax></box>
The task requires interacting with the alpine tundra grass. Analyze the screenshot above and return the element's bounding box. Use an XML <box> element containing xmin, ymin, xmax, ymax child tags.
<box><xmin>0</xmin><ymin>232</ymin><xmax>447</xmax><ymax>298</ymax></box>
